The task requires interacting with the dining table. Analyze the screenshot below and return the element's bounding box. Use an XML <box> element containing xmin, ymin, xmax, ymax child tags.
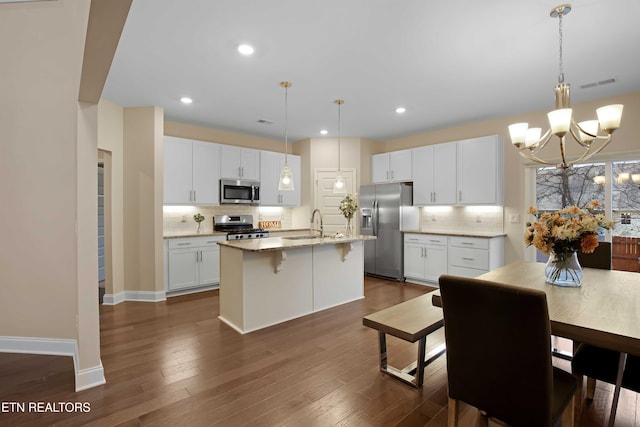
<box><xmin>432</xmin><ymin>261</ymin><xmax>640</xmax><ymax>427</ymax></box>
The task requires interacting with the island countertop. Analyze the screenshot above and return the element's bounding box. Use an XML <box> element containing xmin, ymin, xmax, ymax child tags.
<box><xmin>218</xmin><ymin>234</ymin><xmax>376</xmax><ymax>252</ymax></box>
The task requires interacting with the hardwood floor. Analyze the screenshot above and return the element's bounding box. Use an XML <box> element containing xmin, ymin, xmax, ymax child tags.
<box><xmin>0</xmin><ymin>276</ymin><xmax>638</xmax><ymax>426</ymax></box>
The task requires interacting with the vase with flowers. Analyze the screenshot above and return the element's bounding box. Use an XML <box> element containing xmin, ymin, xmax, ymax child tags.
<box><xmin>193</xmin><ymin>213</ymin><xmax>205</xmax><ymax>233</ymax></box>
<box><xmin>525</xmin><ymin>200</ymin><xmax>614</xmax><ymax>287</ymax></box>
<box><xmin>338</xmin><ymin>193</ymin><xmax>358</xmax><ymax>236</ymax></box>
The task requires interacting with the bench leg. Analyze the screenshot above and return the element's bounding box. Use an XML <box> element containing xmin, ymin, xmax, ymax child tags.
<box><xmin>376</xmin><ymin>331</ymin><xmax>445</xmax><ymax>388</ymax></box>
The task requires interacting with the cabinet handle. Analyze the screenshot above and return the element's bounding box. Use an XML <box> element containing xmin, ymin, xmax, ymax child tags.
<box><xmin>458</xmin><ymin>190</ymin><xmax>462</xmax><ymax>202</ymax></box>
<box><xmin>422</xmin><ymin>247</ymin><xmax>426</xmax><ymax>257</ymax></box>
<box><xmin>429</xmin><ymin>240</ymin><xmax>441</xmax><ymax>243</ymax></box>
<box><xmin>386</xmin><ymin>171</ymin><xmax>389</xmax><ymax>180</ymax></box>
<box><xmin>433</xmin><ymin>192</ymin><xmax>436</xmax><ymax>203</ymax></box>
<box><xmin>462</xmin><ymin>257</ymin><xmax>475</xmax><ymax>261</ymax></box>
<box><xmin>206</xmin><ymin>241</ymin><xmax>216</xmax><ymax>244</ymax></box>
<box><xmin>391</xmin><ymin>170</ymin><xmax>394</xmax><ymax>180</ymax></box>
<box><xmin>193</xmin><ymin>190</ymin><xmax>196</xmax><ymax>202</ymax></box>
<box><xmin>177</xmin><ymin>242</ymin><xmax>190</xmax><ymax>246</ymax></box>
<box><xmin>461</xmin><ymin>242</ymin><xmax>475</xmax><ymax>246</ymax></box>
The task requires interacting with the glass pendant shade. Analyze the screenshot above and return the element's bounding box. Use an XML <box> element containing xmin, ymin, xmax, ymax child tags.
<box><xmin>333</xmin><ymin>172</ymin><xmax>346</xmax><ymax>193</ymax></box>
<box><xmin>278</xmin><ymin>163</ymin><xmax>294</xmax><ymax>191</ymax></box>
<box><xmin>596</xmin><ymin>104</ymin><xmax>623</xmax><ymax>133</ymax></box>
<box><xmin>508</xmin><ymin>123</ymin><xmax>528</xmax><ymax>147</ymax></box>
<box><xmin>548</xmin><ymin>108</ymin><xmax>572</xmax><ymax>136</ymax></box>
<box><xmin>278</xmin><ymin>81</ymin><xmax>294</xmax><ymax>190</ymax></box>
<box><xmin>525</xmin><ymin>127</ymin><xmax>542</xmax><ymax>148</ymax></box>
<box><xmin>577</xmin><ymin>120</ymin><xmax>599</xmax><ymax>143</ymax></box>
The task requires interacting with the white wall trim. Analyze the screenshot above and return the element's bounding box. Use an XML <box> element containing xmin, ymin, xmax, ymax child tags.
<box><xmin>102</xmin><ymin>290</ymin><xmax>166</xmax><ymax>305</ymax></box>
<box><xmin>0</xmin><ymin>336</ymin><xmax>105</xmax><ymax>392</ymax></box>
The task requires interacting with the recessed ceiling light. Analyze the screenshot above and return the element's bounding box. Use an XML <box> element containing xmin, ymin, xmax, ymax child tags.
<box><xmin>238</xmin><ymin>44</ymin><xmax>255</xmax><ymax>55</ymax></box>
<box><xmin>320</xmin><ymin>129</ymin><xmax>328</xmax><ymax>135</ymax></box>
<box><xmin>180</xmin><ymin>97</ymin><xmax>193</xmax><ymax>104</ymax></box>
<box><xmin>395</xmin><ymin>107</ymin><xmax>406</xmax><ymax>114</ymax></box>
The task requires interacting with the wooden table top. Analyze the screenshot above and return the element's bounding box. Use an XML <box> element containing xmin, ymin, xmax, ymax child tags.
<box><xmin>363</xmin><ymin>291</ymin><xmax>443</xmax><ymax>343</ymax></box>
<box><xmin>433</xmin><ymin>262</ymin><xmax>640</xmax><ymax>356</ymax></box>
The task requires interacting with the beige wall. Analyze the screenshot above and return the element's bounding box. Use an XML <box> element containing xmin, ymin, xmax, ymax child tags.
<box><xmin>384</xmin><ymin>90</ymin><xmax>640</xmax><ymax>264</ymax></box>
<box><xmin>123</xmin><ymin>107</ymin><xmax>165</xmax><ymax>293</ymax></box>
<box><xmin>98</xmin><ymin>99</ymin><xmax>125</xmax><ymax>296</ymax></box>
<box><xmin>0</xmin><ymin>0</ymin><xmax>102</xmax><ymax>376</ymax></box>
<box><xmin>165</xmin><ymin>120</ymin><xmax>285</xmax><ymax>152</ymax></box>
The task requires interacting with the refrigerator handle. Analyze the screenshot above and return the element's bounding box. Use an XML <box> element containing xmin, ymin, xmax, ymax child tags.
<box><xmin>372</xmin><ymin>200</ymin><xmax>378</xmax><ymax>236</ymax></box>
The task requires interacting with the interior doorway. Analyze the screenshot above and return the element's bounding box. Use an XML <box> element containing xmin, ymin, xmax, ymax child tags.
<box><xmin>98</xmin><ymin>162</ymin><xmax>105</xmax><ymax>303</ymax></box>
<box><xmin>314</xmin><ymin>168</ymin><xmax>357</xmax><ymax>235</ymax></box>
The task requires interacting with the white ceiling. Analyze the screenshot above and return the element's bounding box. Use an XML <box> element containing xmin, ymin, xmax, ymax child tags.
<box><xmin>102</xmin><ymin>0</ymin><xmax>640</xmax><ymax>143</ymax></box>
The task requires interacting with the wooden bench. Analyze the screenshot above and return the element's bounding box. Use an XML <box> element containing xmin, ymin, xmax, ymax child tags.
<box><xmin>362</xmin><ymin>291</ymin><xmax>446</xmax><ymax>388</ymax></box>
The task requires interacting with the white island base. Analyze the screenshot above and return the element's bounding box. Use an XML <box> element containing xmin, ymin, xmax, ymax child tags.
<box><xmin>218</xmin><ymin>237</ymin><xmax>366</xmax><ymax>334</ymax></box>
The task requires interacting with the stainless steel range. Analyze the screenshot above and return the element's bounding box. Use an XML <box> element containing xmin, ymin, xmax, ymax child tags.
<box><xmin>213</xmin><ymin>214</ymin><xmax>269</xmax><ymax>240</ymax></box>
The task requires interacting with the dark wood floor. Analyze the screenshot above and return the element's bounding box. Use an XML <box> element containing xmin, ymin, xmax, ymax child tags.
<box><xmin>0</xmin><ymin>276</ymin><xmax>638</xmax><ymax>426</ymax></box>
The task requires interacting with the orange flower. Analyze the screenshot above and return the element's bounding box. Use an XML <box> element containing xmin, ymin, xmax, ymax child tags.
<box><xmin>580</xmin><ymin>234</ymin><xmax>599</xmax><ymax>254</ymax></box>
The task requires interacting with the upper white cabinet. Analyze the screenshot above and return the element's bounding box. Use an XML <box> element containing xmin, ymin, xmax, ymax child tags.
<box><xmin>456</xmin><ymin>135</ymin><xmax>503</xmax><ymax>205</ymax></box>
<box><xmin>372</xmin><ymin>149</ymin><xmax>412</xmax><ymax>183</ymax></box>
<box><xmin>412</xmin><ymin>142</ymin><xmax>457</xmax><ymax>205</ymax></box>
<box><xmin>260</xmin><ymin>151</ymin><xmax>301</xmax><ymax>206</ymax></box>
<box><xmin>164</xmin><ymin>136</ymin><xmax>220</xmax><ymax>205</ymax></box>
<box><xmin>220</xmin><ymin>146</ymin><xmax>260</xmax><ymax>181</ymax></box>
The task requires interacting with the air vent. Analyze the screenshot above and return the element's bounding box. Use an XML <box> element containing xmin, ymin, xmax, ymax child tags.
<box><xmin>580</xmin><ymin>78</ymin><xmax>616</xmax><ymax>90</ymax></box>
<box><xmin>257</xmin><ymin>119</ymin><xmax>273</xmax><ymax>125</ymax></box>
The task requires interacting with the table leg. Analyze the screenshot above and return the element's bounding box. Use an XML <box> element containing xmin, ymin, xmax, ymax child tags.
<box><xmin>415</xmin><ymin>336</ymin><xmax>427</xmax><ymax>387</ymax></box>
<box><xmin>378</xmin><ymin>332</ymin><xmax>388</xmax><ymax>370</ymax></box>
<box><xmin>607</xmin><ymin>352</ymin><xmax>627</xmax><ymax>427</ymax></box>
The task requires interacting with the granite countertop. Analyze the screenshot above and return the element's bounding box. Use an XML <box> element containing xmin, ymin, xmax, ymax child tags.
<box><xmin>218</xmin><ymin>235</ymin><xmax>376</xmax><ymax>252</ymax></box>
<box><xmin>403</xmin><ymin>230</ymin><xmax>506</xmax><ymax>238</ymax></box>
<box><xmin>164</xmin><ymin>231</ymin><xmax>227</xmax><ymax>239</ymax></box>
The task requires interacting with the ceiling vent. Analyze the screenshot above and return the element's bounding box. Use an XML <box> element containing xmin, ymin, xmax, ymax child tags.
<box><xmin>257</xmin><ymin>119</ymin><xmax>273</xmax><ymax>125</ymax></box>
<box><xmin>580</xmin><ymin>78</ymin><xmax>616</xmax><ymax>90</ymax></box>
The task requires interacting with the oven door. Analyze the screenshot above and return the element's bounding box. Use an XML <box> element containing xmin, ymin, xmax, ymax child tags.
<box><xmin>220</xmin><ymin>179</ymin><xmax>260</xmax><ymax>204</ymax></box>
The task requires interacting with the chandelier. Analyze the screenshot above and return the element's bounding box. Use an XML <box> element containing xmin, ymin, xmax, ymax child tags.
<box><xmin>278</xmin><ymin>81</ymin><xmax>294</xmax><ymax>191</ymax></box>
<box><xmin>508</xmin><ymin>4</ymin><xmax>623</xmax><ymax>169</ymax></box>
<box><xmin>333</xmin><ymin>99</ymin><xmax>346</xmax><ymax>193</ymax></box>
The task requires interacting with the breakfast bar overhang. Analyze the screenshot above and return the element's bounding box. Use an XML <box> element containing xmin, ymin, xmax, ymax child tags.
<box><xmin>218</xmin><ymin>235</ymin><xmax>375</xmax><ymax>333</ymax></box>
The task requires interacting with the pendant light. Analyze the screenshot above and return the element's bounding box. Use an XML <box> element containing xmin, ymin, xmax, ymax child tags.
<box><xmin>278</xmin><ymin>81</ymin><xmax>294</xmax><ymax>191</ymax></box>
<box><xmin>333</xmin><ymin>99</ymin><xmax>346</xmax><ymax>193</ymax></box>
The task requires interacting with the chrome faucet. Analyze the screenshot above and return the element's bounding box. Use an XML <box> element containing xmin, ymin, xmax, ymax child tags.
<box><xmin>310</xmin><ymin>209</ymin><xmax>324</xmax><ymax>237</ymax></box>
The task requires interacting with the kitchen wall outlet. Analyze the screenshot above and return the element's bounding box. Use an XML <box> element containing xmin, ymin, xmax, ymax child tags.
<box><xmin>431</xmin><ymin>215</ymin><xmax>436</xmax><ymax>221</ymax></box>
<box><xmin>476</xmin><ymin>216</ymin><xmax>481</xmax><ymax>223</ymax></box>
<box><xmin>509</xmin><ymin>214</ymin><xmax>520</xmax><ymax>223</ymax></box>
<box><xmin>181</xmin><ymin>215</ymin><xmax>187</xmax><ymax>223</ymax></box>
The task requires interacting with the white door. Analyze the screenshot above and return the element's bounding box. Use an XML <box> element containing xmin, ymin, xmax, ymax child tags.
<box><xmin>314</xmin><ymin>168</ymin><xmax>357</xmax><ymax>236</ymax></box>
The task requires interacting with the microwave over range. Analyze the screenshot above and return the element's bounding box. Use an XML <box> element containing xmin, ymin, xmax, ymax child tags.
<box><xmin>220</xmin><ymin>179</ymin><xmax>260</xmax><ymax>205</ymax></box>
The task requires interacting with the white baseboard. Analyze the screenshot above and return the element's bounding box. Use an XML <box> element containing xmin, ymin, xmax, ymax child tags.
<box><xmin>0</xmin><ymin>336</ymin><xmax>105</xmax><ymax>392</ymax></box>
<box><xmin>102</xmin><ymin>290</ymin><xmax>166</xmax><ymax>305</ymax></box>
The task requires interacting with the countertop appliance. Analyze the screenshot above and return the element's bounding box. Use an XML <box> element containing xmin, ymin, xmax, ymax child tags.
<box><xmin>213</xmin><ymin>214</ymin><xmax>269</xmax><ymax>240</ymax></box>
<box><xmin>360</xmin><ymin>183</ymin><xmax>419</xmax><ymax>280</ymax></box>
<box><xmin>220</xmin><ymin>179</ymin><xmax>260</xmax><ymax>205</ymax></box>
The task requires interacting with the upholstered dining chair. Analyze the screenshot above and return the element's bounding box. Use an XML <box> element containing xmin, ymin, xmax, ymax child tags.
<box><xmin>439</xmin><ymin>275</ymin><xmax>577</xmax><ymax>427</ymax></box>
<box><xmin>571</xmin><ymin>241</ymin><xmax>640</xmax><ymax>425</ymax></box>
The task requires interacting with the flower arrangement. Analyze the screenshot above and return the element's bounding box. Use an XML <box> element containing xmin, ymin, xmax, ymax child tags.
<box><xmin>524</xmin><ymin>200</ymin><xmax>614</xmax><ymax>255</ymax></box>
<box><xmin>193</xmin><ymin>213</ymin><xmax>205</xmax><ymax>223</ymax></box>
<box><xmin>338</xmin><ymin>193</ymin><xmax>358</xmax><ymax>219</ymax></box>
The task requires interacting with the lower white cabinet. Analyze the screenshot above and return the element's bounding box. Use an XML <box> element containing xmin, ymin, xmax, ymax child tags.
<box><xmin>404</xmin><ymin>234</ymin><xmax>448</xmax><ymax>284</ymax></box>
<box><xmin>164</xmin><ymin>235</ymin><xmax>225</xmax><ymax>294</ymax></box>
<box><xmin>404</xmin><ymin>233</ymin><xmax>504</xmax><ymax>285</ymax></box>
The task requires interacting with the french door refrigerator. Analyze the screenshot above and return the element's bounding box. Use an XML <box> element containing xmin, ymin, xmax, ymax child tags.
<box><xmin>360</xmin><ymin>182</ymin><xmax>419</xmax><ymax>280</ymax></box>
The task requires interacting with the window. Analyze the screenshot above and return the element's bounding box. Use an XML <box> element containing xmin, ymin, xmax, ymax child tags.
<box><xmin>534</xmin><ymin>159</ymin><xmax>640</xmax><ymax>272</ymax></box>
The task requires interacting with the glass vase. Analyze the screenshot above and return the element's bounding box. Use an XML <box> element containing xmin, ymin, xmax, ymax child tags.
<box><xmin>196</xmin><ymin>222</ymin><xmax>202</xmax><ymax>233</ymax></box>
<box><xmin>345</xmin><ymin>217</ymin><xmax>353</xmax><ymax>237</ymax></box>
<box><xmin>545</xmin><ymin>251</ymin><xmax>582</xmax><ymax>287</ymax></box>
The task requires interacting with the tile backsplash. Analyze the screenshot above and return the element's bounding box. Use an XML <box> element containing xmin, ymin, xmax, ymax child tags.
<box><xmin>163</xmin><ymin>205</ymin><xmax>294</xmax><ymax>234</ymax></box>
<box><xmin>420</xmin><ymin>205</ymin><xmax>504</xmax><ymax>234</ymax></box>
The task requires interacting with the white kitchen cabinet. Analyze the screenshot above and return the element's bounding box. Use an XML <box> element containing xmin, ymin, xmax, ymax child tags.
<box><xmin>260</xmin><ymin>151</ymin><xmax>301</xmax><ymax>206</ymax></box>
<box><xmin>447</xmin><ymin>236</ymin><xmax>504</xmax><ymax>278</ymax></box>
<box><xmin>456</xmin><ymin>135</ymin><xmax>504</xmax><ymax>205</ymax></box>
<box><xmin>372</xmin><ymin>149</ymin><xmax>412</xmax><ymax>183</ymax></box>
<box><xmin>220</xmin><ymin>145</ymin><xmax>260</xmax><ymax>181</ymax></box>
<box><xmin>404</xmin><ymin>234</ymin><xmax>448</xmax><ymax>284</ymax></box>
<box><xmin>164</xmin><ymin>136</ymin><xmax>220</xmax><ymax>205</ymax></box>
<box><xmin>404</xmin><ymin>233</ymin><xmax>504</xmax><ymax>285</ymax></box>
<box><xmin>412</xmin><ymin>142</ymin><xmax>457</xmax><ymax>205</ymax></box>
<box><xmin>165</xmin><ymin>235</ymin><xmax>224</xmax><ymax>295</ymax></box>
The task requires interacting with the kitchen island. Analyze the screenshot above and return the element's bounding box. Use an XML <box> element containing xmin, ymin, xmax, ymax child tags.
<box><xmin>218</xmin><ymin>235</ymin><xmax>375</xmax><ymax>333</ymax></box>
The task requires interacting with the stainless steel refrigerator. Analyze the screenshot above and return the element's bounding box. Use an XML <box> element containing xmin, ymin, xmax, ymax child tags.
<box><xmin>360</xmin><ymin>183</ymin><xmax>419</xmax><ymax>280</ymax></box>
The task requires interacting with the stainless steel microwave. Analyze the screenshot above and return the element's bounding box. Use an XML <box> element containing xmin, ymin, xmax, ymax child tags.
<box><xmin>220</xmin><ymin>179</ymin><xmax>260</xmax><ymax>205</ymax></box>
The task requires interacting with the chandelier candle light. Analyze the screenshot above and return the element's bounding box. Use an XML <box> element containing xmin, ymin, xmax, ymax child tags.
<box><xmin>508</xmin><ymin>4</ymin><xmax>623</xmax><ymax>169</ymax></box>
<box><xmin>333</xmin><ymin>99</ymin><xmax>346</xmax><ymax>194</ymax></box>
<box><xmin>278</xmin><ymin>81</ymin><xmax>294</xmax><ymax>191</ymax></box>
